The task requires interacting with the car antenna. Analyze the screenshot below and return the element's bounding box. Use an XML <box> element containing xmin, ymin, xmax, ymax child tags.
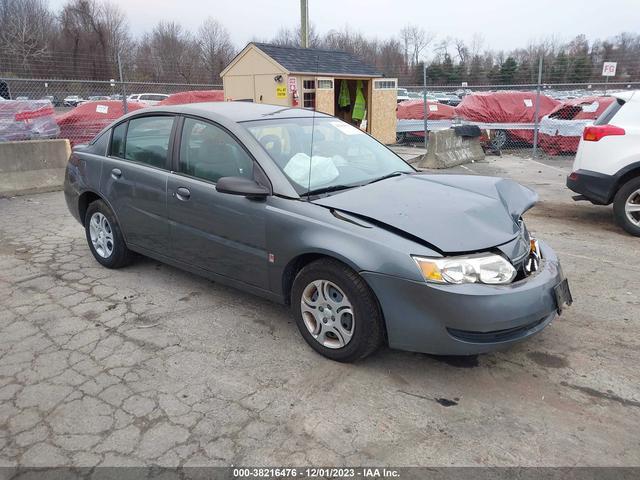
<box><xmin>306</xmin><ymin>54</ymin><xmax>319</xmax><ymax>201</ymax></box>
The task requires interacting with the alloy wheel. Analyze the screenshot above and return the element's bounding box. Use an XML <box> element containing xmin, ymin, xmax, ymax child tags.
<box><xmin>625</xmin><ymin>188</ymin><xmax>640</xmax><ymax>227</ymax></box>
<box><xmin>89</xmin><ymin>212</ymin><xmax>114</xmax><ymax>258</ymax></box>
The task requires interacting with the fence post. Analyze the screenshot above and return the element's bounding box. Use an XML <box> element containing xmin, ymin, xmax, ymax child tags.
<box><xmin>532</xmin><ymin>55</ymin><xmax>543</xmax><ymax>158</ymax></box>
<box><xmin>117</xmin><ymin>53</ymin><xmax>127</xmax><ymax>114</ymax></box>
<box><xmin>422</xmin><ymin>64</ymin><xmax>428</xmax><ymax>149</ymax></box>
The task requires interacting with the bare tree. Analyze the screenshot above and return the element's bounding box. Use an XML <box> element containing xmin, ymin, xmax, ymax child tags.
<box><xmin>269</xmin><ymin>23</ymin><xmax>321</xmax><ymax>48</ymax></box>
<box><xmin>138</xmin><ymin>21</ymin><xmax>201</xmax><ymax>83</ymax></box>
<box><xmin>399</xmin><ymin>26</ymin><xmax>411</xmax><ymax>67</ymax></box>
<box><xmin>58</xmin><ymin>0</ymin><xmax>121</xmax><ymax>78</ymax></box>
<box><xmin>0</xmin><ymin>0</ymin><xmax>55</xmax><ymax>73</ymax></box>
<box><xmin>102</xmin><ymin>2</ymin><xmax>129</xmax><ymax>59</ymax></box>
<box><xmin>453</xmin><ymin>38</ymin><xmax>469</xmax><ymax>65</ymax></box>
<box><xmin>433</xmin><ymin>37</ymin><xmax>451</xmax><ymax>61</ymax></box>
<box><xmin>400</xmin><ymin>24</ymin><xmax>435</xmax><ymax>66</ymax></box>
<box><xmin>198</xmin><ymin>17</ymin><xmax>235</xmax><ymax>82</ymax></box>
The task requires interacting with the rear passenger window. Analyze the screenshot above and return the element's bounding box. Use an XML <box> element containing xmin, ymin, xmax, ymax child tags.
<box><xmin>595</xmin><ymin>98</ymin><xmax>625</xmax><ymax>125</ymax></box>
<box><xmin>124</xmin><ymin>116</ymin><xmax>174</xmax><ymax>168</ymax></box>
<box><xmin>111</xmin><ymin>122</ymin><xmax>126</xmax><ymax>158</ymax></box>
<box><xmin>179</xmin><ymin>118</ymin><xmax>253</xmax><ymax>183</ymax></box>
<box><xmin>90</xmin><ymin>130</ymin><xmax>109</xmax><ymax>155</ymax></box>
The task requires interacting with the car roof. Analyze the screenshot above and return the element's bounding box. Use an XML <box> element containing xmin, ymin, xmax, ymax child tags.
<box><xmin>140</xmin><ymin>101</ymin><xmax>331</xmax><ymax>123</ymax></box>
<box><xmin>611</xmin><ymin>90</ymin><xmax>637</xmax><ymax>103</ymax></box>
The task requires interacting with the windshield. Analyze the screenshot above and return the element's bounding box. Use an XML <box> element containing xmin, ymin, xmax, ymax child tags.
<box><xmin>244</xmin><ymin>117</ymin><xmax>414</xmax><ymax>196</ymax></box>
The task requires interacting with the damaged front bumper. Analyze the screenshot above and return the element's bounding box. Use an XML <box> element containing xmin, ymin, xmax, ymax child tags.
<box><xmin>361</xmin><ymin>240</ymin><xmax>565</xmax><ymax>355</ymax></box>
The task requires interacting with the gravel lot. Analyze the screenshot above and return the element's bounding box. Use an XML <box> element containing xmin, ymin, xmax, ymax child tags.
<box><xmin>0</xmin><ymin>154</ymin><xmax>638</xmax><ymax>467</ymax></box>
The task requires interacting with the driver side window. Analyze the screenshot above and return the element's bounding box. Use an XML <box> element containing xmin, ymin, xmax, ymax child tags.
<box><xmin>179</xmin><ymin>118</ymin><xmax>253</xmax><ymax>183</ymax></box>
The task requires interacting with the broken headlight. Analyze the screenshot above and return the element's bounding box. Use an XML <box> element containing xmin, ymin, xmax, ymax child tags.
<box><xmin>413</xmin><ymin>253</ymin><xmax>517</xmax><ymax>285</ymax></box>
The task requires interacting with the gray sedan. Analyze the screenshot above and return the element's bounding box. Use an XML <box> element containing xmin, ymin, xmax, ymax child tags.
<box><xmin>64</xmin><ymin>102</ymin><xmax>572</xmax><ymax>362</ymax></box>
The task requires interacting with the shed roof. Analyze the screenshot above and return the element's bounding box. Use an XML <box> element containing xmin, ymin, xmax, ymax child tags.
<box><xmin>240</xmin><ymin>43</ymin><xmax>383</xmax><ymax>78</ymax></box>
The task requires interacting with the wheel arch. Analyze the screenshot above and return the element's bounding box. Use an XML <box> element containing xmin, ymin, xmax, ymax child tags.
<box><xmin>281</xmin><ymin>251</ymin><xmax>389</xmax><ymax>341</ymax></box>
<box><xmin>78</xmin><ymin>190</ymin><xmax>102</xmax><ymax>226</ymax></box>
<box><xmin>77</xmin><ymin>191</ymin><xmax>126</xmax><ymax>245</ymax></box>
<box><xmin>613</xmin><ymin>162</ymin><xmax>640</xmax><ymax>197</ymax></box>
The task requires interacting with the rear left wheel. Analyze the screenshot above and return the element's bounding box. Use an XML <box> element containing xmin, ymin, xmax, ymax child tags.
<box><xmin>85</xmin><ymin>200</ymin><xmax>133</xmax><ymax>268</ymax></box>
<box><xmin>291</xmin><ymin>259</ymin><xmax>384</xmax><ymax>362</ymax></box>
<box><xmin>613</xmin><ymin>177</ymin><xmax>640</xmax><ymax>237</ymax></box>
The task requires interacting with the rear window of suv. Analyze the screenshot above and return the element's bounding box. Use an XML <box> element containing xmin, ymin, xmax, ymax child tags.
<box><xmin>595</xmin><ymin>98</ymin><xmax>625</xmax><ymax>125</ymax></box>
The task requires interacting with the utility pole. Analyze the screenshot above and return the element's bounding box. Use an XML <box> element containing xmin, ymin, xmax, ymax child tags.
<box><xmin>423</xmin><ymin>64</ymin><xmax>428</xmax><ymax>149</ymax></box>
<box><xmin>532</xmin><ymin>55</ymin><xmax>543</xmax><ymax>158</ymax></box>
<box><xmin>300</xmin><ymin>0</ymin><xmax>309</xmax><ymax>48</ymax></box>
<box><xmin>118</xmin><ymin>52</ymin><xmax>127</xmax><ymax>114</ymax></box>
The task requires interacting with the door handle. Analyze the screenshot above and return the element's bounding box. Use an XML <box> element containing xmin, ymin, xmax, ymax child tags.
<box><xmin>175</xmin><ymin>187</ymin><xmax>191</xmax><ymax>201</ymax></box>
<box><xmin>111</xmin><ymin>168</ymin><xmax>122</xmax><ymax>179</ymax></box>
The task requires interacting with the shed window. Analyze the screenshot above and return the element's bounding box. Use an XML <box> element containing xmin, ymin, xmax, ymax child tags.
<box><xmin>303</xmin><ymin>92</ymin><xmax>316</xmax><ymax>109</ymax></box>
<box><xmin>303</xmin><ymin>80</ymin><xmax>315</xmax><ymax>90</ymax></box>
<box><xmin>374</xmin><ymin>80</ymin><xmax>397</xmax><ymax>90</ymax></box>
<box><xmin>317</xmin><ymin>79</ymin><xmax>333</xmax><ymax>89</ymax></box>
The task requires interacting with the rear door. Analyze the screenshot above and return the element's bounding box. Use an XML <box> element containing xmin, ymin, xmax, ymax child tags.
<box><xmin>167</xmin><ymin>116</ymin><xmax>269</xmax><ymax>288</ymax></box>
<box><xmin>101</xmin><ymin>114</ymin><xmax>176</xmax><ymax>254</ymax></box>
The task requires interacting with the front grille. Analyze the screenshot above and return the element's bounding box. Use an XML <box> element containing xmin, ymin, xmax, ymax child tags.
<box><xmin>447</xmin><ymin>316</ymin><xmax>548</xmax><ymax>343</ymax></box>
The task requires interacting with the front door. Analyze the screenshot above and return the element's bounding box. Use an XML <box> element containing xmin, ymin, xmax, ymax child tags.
<box><xmin>101</xmin><ymin>115</ymin><xmax>175</xmax><ymax>253</ymax></box>
<box><xmin>167</xmin><ymin>116</ymin><xmax>269</xmax><ymax>289</ymax></box>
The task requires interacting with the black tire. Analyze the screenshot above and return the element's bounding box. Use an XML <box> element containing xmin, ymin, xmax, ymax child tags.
<box><xmin>396</xmin><ymin>132</ymin><xmax>406</xmax><ymax>144</ymax></box>
<box><xmin>490</xmin><ymin>129</ymin><xmax>508</xmax><ymax>150</ymax></box>
<box><xmin>84</xmin><ymin>199</ymin><xmax>134</xmax><ymax>268</ymax></box>
<box><xmin>613</xmin><ymin>176</ymin><xmax>640</xmax><ymax>237</ymax></box>
<box><xmin>291</xmin><ymin>259</ymin><xmax>384</xmax><ymax>362</ymax></box>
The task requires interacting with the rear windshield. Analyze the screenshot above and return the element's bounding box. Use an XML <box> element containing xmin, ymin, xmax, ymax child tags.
<box><xmin>594</xmin><ymin>98</ymin><xmax>625</xmax><ymax>125</ymax></box>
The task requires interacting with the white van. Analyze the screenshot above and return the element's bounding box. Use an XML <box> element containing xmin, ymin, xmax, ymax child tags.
<box><xmin>126</xmin><ymin>93</ymin><xmax>169</xmax><ymax>106</ymax></box>
<box><xmin>567</xmin><ymin>91</ymin><xmax>640</xmax><ymax>236</ymax></box>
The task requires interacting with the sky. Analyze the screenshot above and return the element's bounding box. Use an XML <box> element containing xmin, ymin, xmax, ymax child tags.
<box><xmin>48</xmin><ymin>0</ymin><xmax>640</xmax><ymax>54</ymax></box>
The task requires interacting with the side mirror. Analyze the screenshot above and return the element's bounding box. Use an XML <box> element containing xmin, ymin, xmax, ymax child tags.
<box><xmin>216</xmin><ymin>176</ymin><xmax>270</xmax><ymax>198</ymax></box>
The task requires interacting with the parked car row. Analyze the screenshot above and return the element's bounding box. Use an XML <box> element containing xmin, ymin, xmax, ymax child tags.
<box><xmin>396</xmin><ymin>90</ymin><xmax>623</xmax><ymax>154</ymax></box>
<box><xmin>2</xmin><ymin>93</ymin><xmax>173</xmax><ymax>108</ymax></box>
<box><xmin>0</xmin><ymin>90</ymin><xmax>224</xmax><ymax>144</ymax></box>
<box><xmin>398</xmin><ymin>89</ymin><xmax>462</xmax><ymax>106</ymax></box>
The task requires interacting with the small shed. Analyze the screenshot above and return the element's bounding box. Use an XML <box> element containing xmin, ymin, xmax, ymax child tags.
<box><xmin>220</xmin><ymin>42</ymin><xmax>398</xmax><ymax>144</ymax></box>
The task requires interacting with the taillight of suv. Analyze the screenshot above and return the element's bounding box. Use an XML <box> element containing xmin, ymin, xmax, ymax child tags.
<box><xmin>582</xmin><ymin>125</ymin><xmax>625</xmax><ymax>142</ymax></box>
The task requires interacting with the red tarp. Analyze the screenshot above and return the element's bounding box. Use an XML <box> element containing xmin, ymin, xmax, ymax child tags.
<box><xmin>547</xmin><ymin>96</ymin><xmax>614</xmax><ymax>120</ymax></box>
<box><xmin>539</xmin><ymin>96</ymin><xmax>614</xmax><ymax>155</ymax></box>
<box><xmin>158</xmin><ymin>90</ymin><xmax>224</xmax><ymax>106</ymax></box>
<box><xmin>56</xmin><ymin>100</ymin><xmax>145</xmax><ymax>146</ymax></box>
<box><xmin>0</xmin><ymin>100</ymin><xmax>59</xmax><ymax>141</ymax></box>
<box><xmin>455</xmin><ymin>91</ymin><xmax>560</xmax><ymax>143</ymax></box>
<box><xmin>396</xmin><ymin>99</ymin><xmax>456</xmax><ymax>120</ymax></box>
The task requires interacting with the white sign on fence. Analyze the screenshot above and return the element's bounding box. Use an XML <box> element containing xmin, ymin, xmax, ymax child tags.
<box><xmin>602</xmin><ymin>62</ymin><xmax>617</xmax><ymax>77</ymax></box>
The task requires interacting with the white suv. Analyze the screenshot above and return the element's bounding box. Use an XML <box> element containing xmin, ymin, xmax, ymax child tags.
<box><xmin>567</xmin><ymin>91</ymin><xmax>640</xmax><ymax>236</ymax></box>
<box><xmin>126</xmin><ymin>93</ymin><xmax>169</xmax><ymax>106</ymax></box>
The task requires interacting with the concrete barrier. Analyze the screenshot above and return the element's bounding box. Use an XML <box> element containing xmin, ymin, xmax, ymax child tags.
<box><xmin>416</xmin><ymin>129</ymin><xmax>485</xmax><ymax>169</ymax></box>
<box><xmin>0</xmin><ymin>139</ymin><xmax>70</xmax><ymax>197</ymax></box>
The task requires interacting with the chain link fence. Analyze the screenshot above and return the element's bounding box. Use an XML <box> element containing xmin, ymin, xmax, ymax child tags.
<box><xmin>396</xmin><ymin>81</ymin><xmax>639</xmax><ymax>156</ymax></box>
<box><xmin>0</xmin><ymin>77</ymin><xmax>222</xmax><ymax>145</ymax></box>
<box><xmin>2</xmin><ymin>51</ymin><xmax>640</xmax><ymax>156</ymax></box>
<box><xmin>394</xmin><ymin>52</ymin><xmax>640</xmax><ymax>157</ymax></box>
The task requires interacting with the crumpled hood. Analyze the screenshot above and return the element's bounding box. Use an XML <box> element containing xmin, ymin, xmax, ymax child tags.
<box><xmin>313</xmin><ymin>173</ymin><xmax>538</xmax><ymax>253</ymax></box>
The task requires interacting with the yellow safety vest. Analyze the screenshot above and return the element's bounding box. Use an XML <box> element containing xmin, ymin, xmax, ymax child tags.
<box><xmin>352</xmin><ymin>80</ymin><xmax>366</xmax><ymax>121</ymax></box>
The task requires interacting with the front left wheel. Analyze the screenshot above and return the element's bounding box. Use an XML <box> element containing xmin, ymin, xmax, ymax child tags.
<box><xmin>291</xmin><ymin>259</ymin><xmax>384</xmax><ymax>362</ymax></box>
<box><xmin>84</xmin><ymin>199</ymin><xmax>133</xmax><ymax>268</ymax></box>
